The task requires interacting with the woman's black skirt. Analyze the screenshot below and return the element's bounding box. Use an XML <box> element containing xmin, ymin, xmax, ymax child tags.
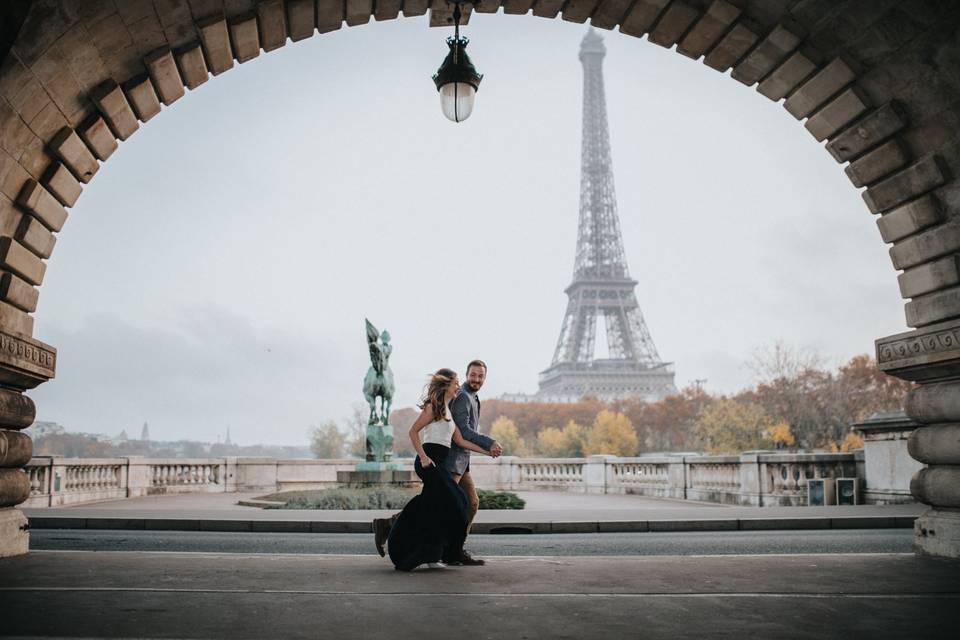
<box><xmin>387</xmin><ymin>443</ymin><xmax>469</xmax><ymax>571</ymax></box>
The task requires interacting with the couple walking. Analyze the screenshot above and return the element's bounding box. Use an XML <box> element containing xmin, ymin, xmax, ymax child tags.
<box><xmin>373</xmin><ymin>360</ymin><xmax>503</xmax><ymax>571</ymax></box>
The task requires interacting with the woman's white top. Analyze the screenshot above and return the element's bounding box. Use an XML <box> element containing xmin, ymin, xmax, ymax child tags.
<box><xmin>420</xmin><ymin>406</ymin><xmax>455</xmax><ymax>447</ymax></box>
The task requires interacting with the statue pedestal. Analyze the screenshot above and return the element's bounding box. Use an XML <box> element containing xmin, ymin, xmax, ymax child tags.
<box><xmin>337</xmin><ymin>469</ymin><xmax>416</xmax><ymax>488</ymax></box>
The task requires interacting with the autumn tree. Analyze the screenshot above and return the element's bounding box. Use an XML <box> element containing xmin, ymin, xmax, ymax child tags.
<box><xmin>309</xmin><ymin>421</ymin><xmax>346</xmax><ymax>459</ymax></box>
<box><xmin>583</xmin><ymin>410</ymin><xmax>638</xmax><ymax>456</ymax></box>
<box><xmin>765</xmin><ymin>421</ymin><xmax>796</xmax><ymax>449</ymax></box>
<box><xmin>491</xmin><ymin>416</ymin><xmax>529</xmax><ymax>456</ymax></box>
<box><xmin>695</xmin><ymin>399</ymin><xmax>773</xmax><ymax>454</ymax></box>
<box><xmin>536</xmin><ymin>420</ymin><xmax>587</xmax><ymax>457</ymax></box>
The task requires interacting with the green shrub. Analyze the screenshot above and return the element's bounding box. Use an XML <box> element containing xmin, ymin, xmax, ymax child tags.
<box><xmin>477</xmin><ymin>489</ymin><xmax>525</xmax><ymax>510</ymax></box>
<box><xmin>264</xmin><ymin>487</ymin><xmax>416</xmax><ymax>510</ymax></box>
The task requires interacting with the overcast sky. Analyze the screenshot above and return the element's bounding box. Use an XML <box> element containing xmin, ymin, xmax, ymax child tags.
<box><xmin>28</xmin><ymin>15</ymin><xmax>907</xmax><ymax>446</ymax></box>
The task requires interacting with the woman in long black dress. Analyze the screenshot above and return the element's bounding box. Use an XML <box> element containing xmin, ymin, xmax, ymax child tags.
<box><xmin>387</xmin><ymin>368</ymin><xmax>491</xmax><ymax>571</ymax></box>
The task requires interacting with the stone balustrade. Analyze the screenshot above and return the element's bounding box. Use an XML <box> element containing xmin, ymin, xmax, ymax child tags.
<box><xmin>22</xmin><ymin>451</ymin><xmax>869</xmax><ymax>508</ymax></box>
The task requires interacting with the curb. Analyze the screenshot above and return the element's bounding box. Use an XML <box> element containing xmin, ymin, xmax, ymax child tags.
<box><xmin>27</xmin><ymin>515</ymin><xmax>918</xmax><ymax>535</ymax></box>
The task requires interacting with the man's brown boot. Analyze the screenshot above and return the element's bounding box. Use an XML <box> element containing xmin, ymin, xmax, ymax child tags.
<box><xmin>457</xmin><ymin>550</ymin><xmax>485</xmax><ymax>566</ymax></box>
<box><xmin>373</xmin><ymin>518</ymin><xmax>391</xmax><ymax>557</ymax></box>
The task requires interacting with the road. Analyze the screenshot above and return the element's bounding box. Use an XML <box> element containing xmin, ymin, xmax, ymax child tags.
<box><xmin>30</xmin><ymin>527</ymin><xmax>913</xmax><ymax>555</ymax></box>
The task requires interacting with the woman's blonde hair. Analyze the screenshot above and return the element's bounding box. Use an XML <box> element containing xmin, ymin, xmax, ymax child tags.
<box><xmin>419</xmin><ymin>368</ymin><xmax>458</xmax><ymax>422</ymax></box>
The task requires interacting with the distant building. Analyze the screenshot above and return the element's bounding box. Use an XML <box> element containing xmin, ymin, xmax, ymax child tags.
<box><xmin>140</xmin><ymin>421</ymin><xmax>150</xmax><ymax>441</ymax></box>
<box><xmin>225</xmin><ymin>426</ymin><xmax>232</xmax><ymax>446</ymax></box>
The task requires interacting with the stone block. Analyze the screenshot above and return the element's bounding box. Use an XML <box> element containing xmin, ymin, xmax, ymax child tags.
<box><xmin>907</xmin><ymin>381</ymin><xmax>960</xmax><ymax>424</ymax></box>
<box><xmin>0</xmin><ymin>329</ymin><xmax>54</xmax><ymax>386</ymax></box>
<box><xmin>198</xmin><ymin>17</ymin><xmax>235</xmax><ymax>76</ymax></box>
<box><xmin>0</xmin><ymin>97</ymin><xmax>35</xmax><ymax>159</ymax></box>
<box><xmin>590</xmin><ymin>0</ymin><xmax>633</xmax><ymax>31</ymax></box>
<box><xmin>257</xmin><ymin>0</ymin><xmax>288</xmax><ymax>50</ymax></box>
<box><xmin>648</xmin><ymin>1</ymin><xmax>699</xmax><ymax>48</ymax></box>
<box><xmin>915</xmin><ymin>508</ymin><xmax>960</xmax><ymax>559</ymax></box>
<box><xmin>905</xmin><ymin>285</ymin><xmax>960</xmax><ymax>328</ymax></box>
<box><xmin>144</xmin><ymin>48</ymin><xmax>185</xmax><ymax>106</ymax></box>
<box><xmin>703</xmin><ymin>22</ymin><xmax>760</xmax><ymax>72</ymax></box>
<box><xmin>345</xmin><ymin>0</ymin><xmax>373</xmax><ymax>26</ymax></box>
<box><xmin>864</xmin><ymin>155</ymin><xmax>946</xmax><ymax>215</ymax></box>
<box><xmin>844</xmin><ymin>139</ymin><xmax>909</xmax><ymax>188</ymax></box>
<box><xmin>90</xmin><ymin>80</ymin><xmax>139</xmax><ymax>140</ymax></box>
<box><xmin>474</xmin><ymin>0</ymin><xmax>501</xmax><ymax>13</ymax></box>
<box><xmin>898</xmin><ymin>255</ymin><xmax>959</xmax><ymax>299</ymax></box>
<box><xmin>677</xmin><ymin>0</ymin><xmax>741</xmax><ymax>60</ymax></box>
<box><xmin>229</xmin><ymin>14</ymin><xmax>260</xmax><ymax>63</ymax></box>
<box><xmin>402</xmin><ymin>0</ymin><xmax>430</xmax><ymax>16</ymax></box>
<box><xmin>827</xmin><ymin>103</ymin><xmax>906</xmax><ymax>163</ymax></box>
<box><xmin>49</xmin><ymin>128</ymin><xmax>99</xmax><ymax>183</ymax></box>
<box><xmin>911</xmin><ymin>466</ymin><xmax>960</xmax><ymax>507</ymax></box>
<box><xmin>15</xmin><ymin>180</ymin><xmax>68</xmax><ymax>232</ymax></box>
<box><xmin>805</xmin><ymin>87</ymin><xmax>871</xmax><ymax>142</ymax></box>
<box><xmin>287</xmin><ymin>0</ymin><xmax>316</xmax><ymax>41</ymax></box>
<box><xmin>619</xmin><ymin>0</ymin><xmax>670</xmax><ymax>38</ymax></box>
<box><xmin>0</xmin><ymin>429</ymin><xmax>32</xmax><ymax>467</ymax></box>
<box><xmin>502</xmin><ymin>0</ymin><xmax>534</xmax><ymax>15</ymax></box>
<box><xmin>0</xmin><ymin>508</ymin><xmax>28</xmax><ymax>557</ymax></box>
<box><xmin>429</xmin><ymin>2</ymin><xmax>473</xmax><ymax>27</ymax></box>
<box><xmin>757</xmin><ymin>49</ymin><xmax>817</xmax><ymax>101</ymax></box>
<box><xmin>175</xmin><ymin>44</ymin><xmax>209</xmax><ymax>90</ymax></box>
<box><xmin>15</xmin><ymin>215</ymin><xmax>56</xmax><ymax>259</ymax></box>
<box><xmin>317</xmin><ymin>0</ymin><xmax>344</xmax><ymax>33</ymax></box>
<box><xmin>532</xmin><ymin>0</ymin><xmax>565</xmax><ymax>19</ymax></box>
<box><xmin>43</xmin><ymin>163</ymin><xmax>82</xmax><ymax>208</ymax></box>
<box><xmin>878</xmin><ymin>195</ymin><xmax>943</xmax><ymax>244</ymax></box>
<box><xmin>374</xmin><ymin>0</ymin><xmax>403</xmax><ymax>21</ymax></box>
<box><xmin>560</xmin><ymin>0</ymin><xmax>599</xmax><ymax>24</ymax></box>
<box><xmin>731</xmin><ymin>24</ymin><xmax>803</xmax><ymax>87</ymax></box>
<box><xmin>0</xmin><ymin>237</ymin><xmax>45</xmax><ymax>286</ymax></box>
<box><xmin>784</xmin><ymin>57</ymin><xmax>857</xmax><ymax>120</ymax></box>
<box><xmin>909</xmin><ymin>423</ymin><xmax>960</xmax><ymax>465</ymax></box>
<box><xmin>78</xmin><ymin>116</ymin><xmax>117</xmax><ymax>162</ymax></box>
<box><xmin>0</xmin><ymin>300</ymin><xmax>33</xmax><ymax>338</ymax></box>
<box><xmin>0</xmin><ymin>468</ymin><xmax>29</xmax><ymax>507</ymax></box>
<box><xmin>0</xmin><ymin>387</ymin><xmax>35</xmax><ymax>430</ymax></box>
<box><xmin>0</xmin><ymin>272</ymin><xmax>38</xmax><ymax>313</ymax></box>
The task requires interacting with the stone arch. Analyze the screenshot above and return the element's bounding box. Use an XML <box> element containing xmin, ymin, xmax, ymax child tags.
<box><xmin>0</xmin><ymin>1</ymin><xmax>958</xmax><ymax>557</ymax></box>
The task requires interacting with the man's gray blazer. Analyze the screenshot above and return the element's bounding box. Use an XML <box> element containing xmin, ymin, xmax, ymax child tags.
<box><xmin>445</xmin><ymin>388</ymin><xmax>494</xmax><ymax>476</ymax></box>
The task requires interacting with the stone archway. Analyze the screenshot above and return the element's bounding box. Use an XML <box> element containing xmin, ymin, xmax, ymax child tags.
<box><xmin>0</xmin><ymin>0</ymin><xmax>958</xmax><ymax>558</ymax></box>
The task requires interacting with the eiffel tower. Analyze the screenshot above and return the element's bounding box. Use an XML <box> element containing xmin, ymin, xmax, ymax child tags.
<box><xmin>536</xmin><ymin>29</ymin><xmax>677</xmax><ymax>403</ymax></box>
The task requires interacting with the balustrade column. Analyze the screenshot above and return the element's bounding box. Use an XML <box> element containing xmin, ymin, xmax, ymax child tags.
<box><xmin>0</xmin><ymin>388</ymin><xmax>37</xmax><ymax>558</ymax></box>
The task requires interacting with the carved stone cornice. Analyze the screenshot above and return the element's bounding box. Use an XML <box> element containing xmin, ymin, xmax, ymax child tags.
<box><xmin>876</xmin><ymin>318</ymin><xmax>960</xmax><ymax>383</ymax></box>
<box><xmin>0</xmin><ymin>331</ymin><xmax>56</xmax><ymax>390</ymax></box>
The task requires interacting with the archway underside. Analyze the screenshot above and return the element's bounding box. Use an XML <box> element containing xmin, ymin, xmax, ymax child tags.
<box><xmin>0</xmin><ymin>0</ymin><xmax>959</xmax><ymax>558</ymax></box>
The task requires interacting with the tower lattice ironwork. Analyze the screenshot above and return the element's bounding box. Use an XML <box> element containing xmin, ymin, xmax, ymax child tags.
<box><xmin>537</xmin><ymin>29</ymin><xmax>676</xmax><ymax>403</ymax></box>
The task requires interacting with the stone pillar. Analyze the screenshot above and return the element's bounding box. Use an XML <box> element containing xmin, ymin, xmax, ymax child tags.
<box><xmin>584</xmin><ymin>455</ymin><xmax>612</xmax><ymax>494</ymax></box>
<box><xmin>738</xmin><ymin>453</ymin><xmax>763</xmax><ymax>506</ymax></box>
<box><xmin>876</xmin><ymin>320</ymin><xmax>960</xmax><ymax>558</ymax></box>
<box><xmin>0</xmin><ymin>331</ymin><xmax>57</xmax><ymax>557</ymax></box>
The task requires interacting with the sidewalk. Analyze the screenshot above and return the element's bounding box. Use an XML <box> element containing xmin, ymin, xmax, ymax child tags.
<box><xmin>22</xmin><ymin>491</ymin><xmax>925</xmax><ymax>534</ymax></box>
<box><xmin>1</xmin><ymin>551</ymin><xmax>957</xmax><ymax>638</ymax></box>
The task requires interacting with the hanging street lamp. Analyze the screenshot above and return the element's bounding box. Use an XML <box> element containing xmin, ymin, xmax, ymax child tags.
<box><xmin>432</xmin><ymin>1</ymin><xmax>483</xmax><ymax>123</ymax></box>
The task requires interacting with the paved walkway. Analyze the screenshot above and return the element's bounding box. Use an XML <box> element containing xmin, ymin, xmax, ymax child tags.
<box><xmin>22</xmin><ymin>491</ymin><xmax>925</xmax><ymax>533</ymax></box>
<box><xmin>1</xmin><ymin>551</ymin><xmax>957</xmax><ymax>638</ymax></box>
